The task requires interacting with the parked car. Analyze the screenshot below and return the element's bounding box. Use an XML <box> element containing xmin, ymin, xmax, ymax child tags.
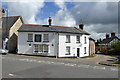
<box><xmin>96</xmin><ymin>51</ymin><xmax>103</xmax><ymax>54</ymax></box>
<box><xmin>0</xmin><ymin>48</ymin><xmax>8</xmax><ymax>55</ymax></box>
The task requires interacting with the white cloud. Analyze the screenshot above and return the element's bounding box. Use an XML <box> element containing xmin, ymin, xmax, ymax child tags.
<box><xmin>7</xmin><ymin>0</ymin><xmax>44</xmax><ymax>24</ymax></box>
<box><xmin>52</xmin><ymin>1</ymin><xmax>76</xmax><ymax>27</ymax></box>
<box><xmin>4</xmin><ymin>1</ymin><xmax>118</xmax><ymax>41</ymax></box>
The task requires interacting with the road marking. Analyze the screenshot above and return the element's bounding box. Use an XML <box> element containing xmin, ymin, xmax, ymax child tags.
<box><xmin>78</xmin><ymin>64</ymin><xmax>90</xmax><ymax>68</ymax></box>
<box><xmin>65</xmin><ymin>63</ymin><xmax>76</xmax><ymax>67</ymax></box>
<box><xmin>8</xmin><ymin>73</ymin><xmax>14</xmax><ymax>77</ymax></box>
<box><xmin>110</xmin><ymin>67</ymin><xmax>118</xmax><ymax>71</ymax></box>
<box><xmin>3</xmin><ymin>57</ymin><xmax>119</xmax><ymax>72</ymax></box>
<box><xmin>93</xmin><ymin>66</ymin><xmax>106</xmax><ymax>70</ymax></box>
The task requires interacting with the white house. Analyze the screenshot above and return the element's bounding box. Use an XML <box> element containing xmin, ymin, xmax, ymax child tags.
<box><xmin>18</xmin><ymin>17</ymin><xmax>90</xmax><ymax>57</ymax></box>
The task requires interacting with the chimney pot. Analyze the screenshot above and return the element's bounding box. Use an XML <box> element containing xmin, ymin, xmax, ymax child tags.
<box><xmin>111</xmin><ymin>32</ymin><xmax>115</xmax><ymax>37</ymax></box>
<box><xmin>106</xmin><ymin>33</ymin><xmax>109</xmax><ymax>39</ymax></box>
<box><xmin>79</xmin><ymin>23</ymin><xmax>84</xmax><ymax>30</ymax></box>
<box><xmin>48</xmin><ymin>17</ymin><xmax>52</xmax><ymax>26</ymax></box>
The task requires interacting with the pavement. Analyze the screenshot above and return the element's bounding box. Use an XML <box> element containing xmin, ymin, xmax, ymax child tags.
<box><xmin>1</xmin><ymin>54</ymin><xmax>119</xmax><ymax>78</ymax></box>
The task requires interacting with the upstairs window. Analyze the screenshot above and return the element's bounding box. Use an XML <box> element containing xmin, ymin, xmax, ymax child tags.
<box><xmin>76</xmin><ymin>36</ymin><xmax>80</xmax><ymax>43</ymax></box>
<box><xmin>35</xmin><ymin>34</ymin><xmax>42</xmax><ymax>42</ymax></box>
<box><xmin>43</xmin><ymin>34</ymin><xmax>49</xmax><ymax>42</ymax></box>
<box><xmin>28</xmin><ymin>33</ymin><xmax>33</xmax><ymax>42</ymax></box>
<box><xmin>66</xmin><ymin>46</ymin><xmax>70</xmax><ymax>55</ymax></box>
<box><xmin>66</xmin><ymin>35</ymin><xmax>70</xmax><ymax>43</ymax></box>
<box><xmin>84</xmin><ymin>37</ymin><xmax>87</xmax><ymax>44</ymax></box>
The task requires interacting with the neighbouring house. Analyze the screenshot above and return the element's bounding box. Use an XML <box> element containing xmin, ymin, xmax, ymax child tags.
<box><xmin>1</xmin><ymin>8</ymin><xmax>24</xmax><ymax>52</ymax></box>
<box><xmin>0</xmin><ymin>8</ymin><xmax>4</xmax><ymax>48</ymax></box>
<box><xmin>89</xmin><ymin>38</ymin><xmax>95</xmax><ymax>56</ymax></box>
<box><xmin>18</xmin><ymin>17</ymin><xmax>90</xmax><ymax>57</ymax></box>
<box><xmin>95</xmin><ymin>32</ymin><xmax>120</xmax><ymax>54</ymax></box>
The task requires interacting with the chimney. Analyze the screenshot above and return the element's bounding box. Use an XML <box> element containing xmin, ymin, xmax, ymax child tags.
<box><xmin>111</xmin><ymin>32</ymin><xmax>115</xmax><ymax>37</ymax></box>
<box><xmin>79</xmin><ymin>23</ymin><xmax>84</xmax><ymax>30</ymax></box>
<box><xmin>106</xmin><ymin>33</ymin><xmax>109</xmax><ymax>39</ymax></box>
<box><xmin>99</xmin><ymin>38</ymin><xmax>102</xmax><ymax>42</ymax></box>
<box><xmin>48</xmin><ymin>17</ymin><xmax>52</xmax><ymax>26</ymax></box>
<box><xmin>0</xmin><ymin>8</ymin><xmax>5</xmax><ymax>18</ymax></box>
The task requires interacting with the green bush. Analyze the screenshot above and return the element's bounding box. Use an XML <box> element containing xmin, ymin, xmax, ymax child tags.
<box><xmin>108</xmin><ymin>42</ymin><xmax>120</xmax><ymax>55</ymax></box>
<box><xmin>90</xmin><ymin>54</ymin><xmax>95</xmax><ymax>57</ymax></box>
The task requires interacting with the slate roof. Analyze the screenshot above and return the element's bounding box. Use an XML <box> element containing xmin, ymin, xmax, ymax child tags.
<box><xmin>98</xmin><ymin>36</ymin><xmax>120</xmax><ymax>44</ymax></box>
<box><xmin>89</xmin><ymin>37</ymin><xmax>95</xmax><ymax>42</ymax></box>
<box><xmin>2</xmin><ymin>16</ymin><xmax>20</xmax><ymax>30</ymax></box>
<box><xmin>18</xmin><ymin>24</ymin><xmax>90</xmax><ymax>35</ymax></box>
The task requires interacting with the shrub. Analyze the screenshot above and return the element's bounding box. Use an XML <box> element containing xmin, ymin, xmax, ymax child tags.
<box><xmin>108</xmin><ymin>42</ymin><xmax>120</xmax><ymax>55</ymax></box>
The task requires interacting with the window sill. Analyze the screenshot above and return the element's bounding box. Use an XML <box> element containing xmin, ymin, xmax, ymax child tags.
<box><xmin>27</xmin><ymin>41</ymin><xmax>33</xmax><ymax>42</ymax></box>
<box><xmin>76</xmin><ymin>42</ymin><xmax>81</xmax><ymax>43</ymax></box>
<box><xmin>43</xmin><ymin>41</ymin><xmax>49</xmax><ymax>42</ymax></box>
<box><xmin>66</xmin><ymin>42</ymin><xmax>71</xmax><ymax>43</ymax></box>
<box><xmin>65</xmin><ymin>53</ymin><xmax>71</xmax><ymax>55</ymax></box>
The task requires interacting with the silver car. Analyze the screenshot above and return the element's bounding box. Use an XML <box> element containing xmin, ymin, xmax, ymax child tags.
<box><xmin>0</xmin><ymin>49</ymin><xmax>8</xmax><ymax>55</ymax></box>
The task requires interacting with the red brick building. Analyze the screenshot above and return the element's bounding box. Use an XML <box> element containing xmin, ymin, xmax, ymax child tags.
<box><xmin>95</xmin><ymin>32</ymin><xmax>120</xmax><ymax>54</ymax></box>
<box><xmin>89</xmin><ymin>38</ymin><xmax>95</xmax><ymax>56</ymax></box>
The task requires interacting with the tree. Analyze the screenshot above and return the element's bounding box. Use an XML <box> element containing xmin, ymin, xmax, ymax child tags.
<box><xmin>108</xmin><ymin>42</ymin><xmax>120</xmax><ymax>55</ymax></box>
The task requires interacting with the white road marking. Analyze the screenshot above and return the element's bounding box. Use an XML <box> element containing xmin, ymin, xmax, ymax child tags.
<box><xmin>110</xmin><ymin>67</ymin><xmax>118</xmax><ymax>71</ymax></box>
<box><xmin>8</xmin><ymin>73</ymin><xmax>14</xmax><ymax>77</ymax></box>
<box><xmin>93</xmin><ymin>66</ymin><xmax>106</xmax><ymax>70</ymax></box>
<box><xmin>3</xmin><ymin>57</ymin><xmax>119</xmax><ymax>72</ymax></box>
<box><xmin>78</xmin><ymin>64</ymin><xmax>90</xmax><ymax>68</ymax></box>
<box><xmin>65</xmin><ymin>63</ymin><xmax>76</xmax><ymax>67</ymax></box>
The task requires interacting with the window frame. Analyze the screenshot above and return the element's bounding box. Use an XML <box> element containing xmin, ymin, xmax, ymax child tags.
<box><xmin>27</xmin><ymin>33</ymin><xmax>33</xmax><ymax>42</ymax></box>
<box><xmin>65</xmin><ymin>46</ymin><xmax>70</xmax><ymax>55</ymax></box>
<box><xmin>76</xmin><ymin>36</ymin><xmax>80</xmax><ymax>43</ymax></box>
<box><xmin>66</xmin><ymin>35</ymin><xmax>70</xmax><ymax>43</ymax></box>
<box><xmin>34</xmin><ymin>44</ymin><xmax>39</xmax><ymax>53</ymax></box>
<box><xmin>34</xmin><ymin>44</ymin><xmax>49</xmax><ymax>53</ymax></box>
<box><xmin>43</xmin><ymin>34</ymin><xmax>49</xmax><ymax>42</ymax></box>
<box><xmin>84</xmin><ymin>47</ymin><xmax>87</xmax><ymax>54</ymax></box>
<box><xmin>34</xmin><ymin>34</ymin><xmax>42</xmax><ymax>42</ymax></box>
<box><xmin>84</xmin><ymin>36</ymin><xmax>87</xmax><ymax>44</ymax></box>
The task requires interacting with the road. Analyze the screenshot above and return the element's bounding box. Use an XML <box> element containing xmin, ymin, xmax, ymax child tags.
<box><xmin>1</xmin><ymin>54</ymin><xmax>119</xmax><ymax>78</ymax></box>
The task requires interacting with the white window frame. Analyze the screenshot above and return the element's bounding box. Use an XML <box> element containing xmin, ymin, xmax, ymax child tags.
<box><xmin>84</xmin><ymin>36</ymin><xmax>87</xmax><ymax>44</ymax></box>
<box><xmin>84</xmin><ymin>47</ymin><xmax>87</xmax><ymax>54</ymax></box>
<box><xmin>66</xmin><ymin>35</ymin><xmax>70</xmax><ymax>43</ymax></box>
<box><xmin>34</xmin><ymin>44</ymin><xmax>39</xmax><ymax>53</ymax></box>
<box><xmin>43</xmin><ymin>34</ymin><xmax>49</xmax><ymax>42</ymax></box>
<box><xmin>34</xmin><ymin>44</ymin><xmax>49</xmax><ymax>53</ymax></box>
<box><xmin>66</xmin><ymin>46</ymin><xmax>70</xmax><ymax>55</ymax></box>
<box><xmin>76</xmin><ymin>36</ymin><xmax>80</xmax><ymax>43</ymax></box>
<box><xmin>28</xmin><ymin>33</ymin><xmax>33</xmax><ymax>42</ymax></box>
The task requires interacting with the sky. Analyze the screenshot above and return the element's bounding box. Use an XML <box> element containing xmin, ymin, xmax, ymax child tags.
<box><xmin>1</xmin><ymin>0</ymin><xmax>119</xmax><ymax>41</ymax></box>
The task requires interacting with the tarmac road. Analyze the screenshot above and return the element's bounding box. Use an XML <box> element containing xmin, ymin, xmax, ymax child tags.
<box><xmin>1</xmin><ymin>54</ymin><xmax>119</xmax><ymax>78</ymax></box>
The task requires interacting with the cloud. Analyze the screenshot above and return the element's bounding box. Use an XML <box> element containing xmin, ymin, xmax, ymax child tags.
<box><xmin>3</xmin><ymin>1</ymin><xmax>118</xmax><ymax>41</ymax></box>
<box><xmin>71</xmin><ymin>2</ymin><xmax>118</xmax><ymax>25</ymax></box>
<box><xmin>69</xmin><ymin>2</ymin><xmax>118</xmax><ymax>40</ymax></box>
<box><xmin>7</xmin><ymin>0</ymin><xmax>44</xmax><ymax>24</ymax></box>
<box><xmin>37</xmin><ymin>1</ymin><xmax>76</xmax><ymax>27</ymax></box>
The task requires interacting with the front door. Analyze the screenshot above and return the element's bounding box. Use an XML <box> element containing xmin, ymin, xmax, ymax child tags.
<box><xmin>77</xmin><ymin>48</ymin><xmax>80</xmax><ymax>57</ymax></box>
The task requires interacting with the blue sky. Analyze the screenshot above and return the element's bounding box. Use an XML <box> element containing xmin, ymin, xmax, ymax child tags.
<box><xmin>2</xmin><ymin>2</ymin><xmax>74</xmax><ymax>21</ymax></box>
<box><xmin>1</xmin><ymin>1</ymin><xmax>118</xmax><ymax>40</ymax></box>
